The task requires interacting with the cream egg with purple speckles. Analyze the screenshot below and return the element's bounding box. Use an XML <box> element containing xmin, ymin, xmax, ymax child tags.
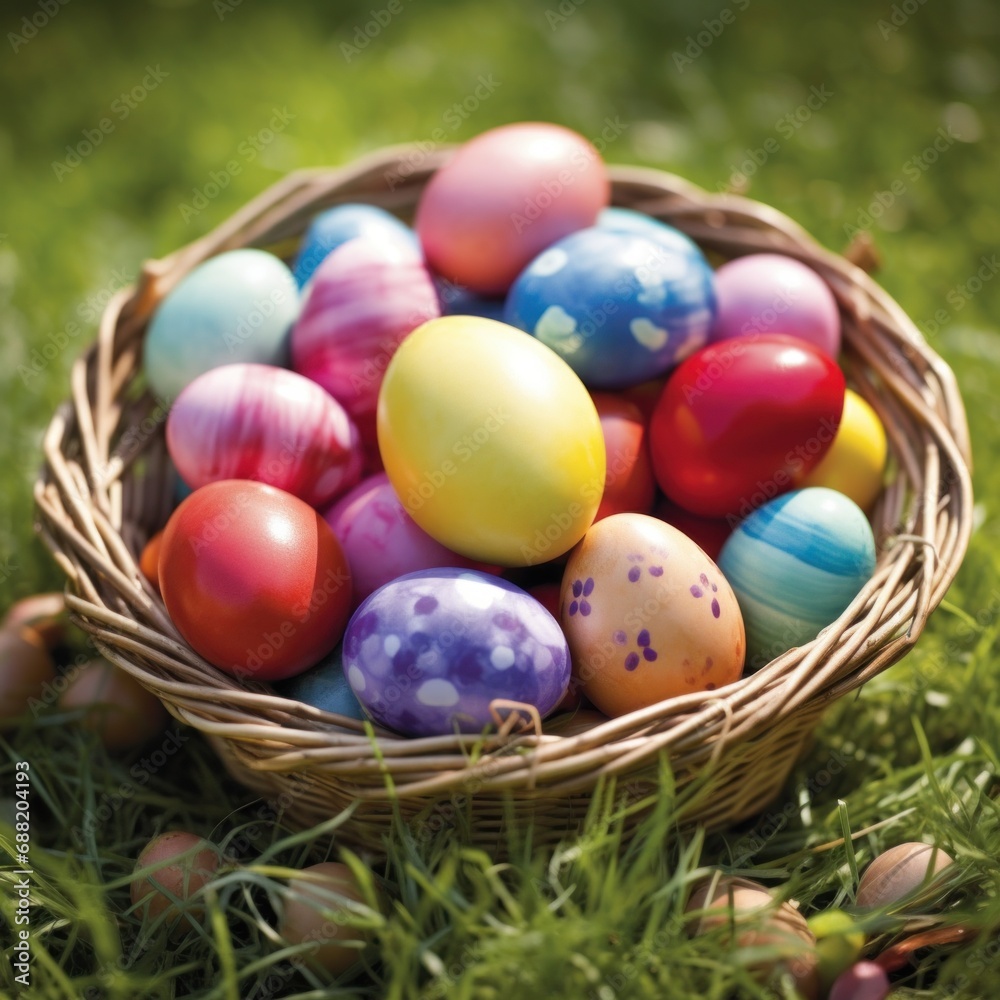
<box><xmin>560</xmin><ymin>513</ymin><xmax>745</xmax><ymax>717</ymax></box>
<box><xmin>343</xmin><ymin>568</ymin><xmax>570</xmax><ymax>736</ymax></box>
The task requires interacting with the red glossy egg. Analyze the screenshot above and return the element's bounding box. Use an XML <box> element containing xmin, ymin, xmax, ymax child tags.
<box><xmin>649</xmin><ymin>335</ymin><xmax>845</xmax><ymax>519</ymax></box>
<box><xmin>416</xmin><ymin>123</ymin><xmax>610</xmax><ymax>295</ymax></box>
<box><xmin>591</xmin><ymin>393</ymin><xmax>655</xmax><ymax>522</ymax></box>
<box><xmin>159</xmin><ymin>481</ymin><xmax>352</xmax><ymax>681</ymax></box>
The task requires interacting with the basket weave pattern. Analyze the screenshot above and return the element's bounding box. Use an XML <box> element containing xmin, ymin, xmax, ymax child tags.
<box><xmin>35</xmin><ymin>146</ymin><xmax>973</xmax><ymax>850</ymax></box>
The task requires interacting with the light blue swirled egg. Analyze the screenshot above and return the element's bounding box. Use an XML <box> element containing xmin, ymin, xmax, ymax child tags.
<box><xmin>275</xmin><ymin>644</ymin><xmax>366</xmax><ymax>720</ymax></box>
<box><xmin>144</xmin><ymin>249</ymin><xmax>299</xmax><ymax>402</ymax></box>
<box><xmin>293</xmin><ymin>204</ymin><xmax>419</xmax><ymax>287</ymax></box>
<box><xmin>718</xmin><ymin>487</ymin><xmax>877</xmax><ymax>670</ymax></box>
<box><xmin>503</xmin><ymin>226</ymin><xmax>715</xmax><ymax>389</ymax></box>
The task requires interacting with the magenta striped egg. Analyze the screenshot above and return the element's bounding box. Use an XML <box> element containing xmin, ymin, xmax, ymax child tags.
<box><xmin>290</xmin><ymin>237</ymin><xmax>441</xmax><ymax>446</ymax></box>
<box><xmin>166</xmin><ymin>363</ymin><xmax>363</xmax><ymax>509</ymax></box>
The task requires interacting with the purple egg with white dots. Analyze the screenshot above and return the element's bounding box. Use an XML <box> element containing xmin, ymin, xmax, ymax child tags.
<box><xmin>343</xmin><ymin>568</ymin><xmax>571</xmax><ymax>736</ymax></box>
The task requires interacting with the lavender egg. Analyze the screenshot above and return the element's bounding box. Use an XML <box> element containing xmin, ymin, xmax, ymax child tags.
<box><xmin>344</xmin><ymin>569</ymin><xmax>570</xmax><ymax>736</ymax></box>
<box><xmin>166</xmin><ymin>363</ymin><xmax>363</xmax><ymax>509</ymax></box>
<box><xmin>293</xmin><ymin>203</ymin><xmax>419</xmax><ymax>288</ymax></box>
<box><xmin>291</xmin><ymin>237</ymin><xmax>441</xmax><ymax>448</ymax></box>
<box><xmin>323</xmin><ymin>473</ymin><xmax>486</xmax><ymax>607</ymax></box>
<box><xmin>709</xmin><ymin>253</ymin><xmax>841</xmax><ymax>357</ymax></box>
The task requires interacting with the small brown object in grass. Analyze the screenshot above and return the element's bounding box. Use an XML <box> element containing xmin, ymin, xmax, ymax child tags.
<box><xmin>0</xmin><ymin>627</ymin><xmax>56</xmax><ymax>725</ymax></box>
<box><xmin>856</xmin><ymin>842</ymin><xmax>954</xmax><ymax>911</ymax></box>
<box><xmin>59</xmin><ymin>658</ymin><xmax>169</xmax><ymax>750</ymax></box>
<box><xmin>686</xmin><ymin>875</ymin><xmax>820</xmax><ymax>999</ymax></box>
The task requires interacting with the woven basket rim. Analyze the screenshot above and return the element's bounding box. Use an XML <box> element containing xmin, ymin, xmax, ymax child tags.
<box><xmin>34</xmin><ymin>144</ymin><xmax>974</xmax><ymax>835</ymax></box>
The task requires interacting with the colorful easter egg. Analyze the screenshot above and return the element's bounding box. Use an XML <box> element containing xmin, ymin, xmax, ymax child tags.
<box><xmin>167</xmin><ymin>364</ymin><xmax>363</xmax><ymax>509</ymax></box>
<box><xmin>796</xmin><ymin>389</ymin><xmax>887</xmax><ymax>510</ymax></box>
<box><xmin>343</xmin><ymin>569</ymin><xmax>570</xmax><ymax>736</ymax></box>
<box><xmin>416</xmin><ymin>123</ymin><xmax>610</xmax><ymax>295</ymax></box>
<box><xmin>322</xmin><ymin>472</ymin><xmax>487</xmax><ymax>606</ymax></box>
<box><xmin>159</xmin><ymin>481</ymin><xmax>352</xmax><ymax>681</ymax></box>
<box><xmin>591</xmin><ymin>392</ymin><xmax>655</xmax><ymax>521</ymax></box>
<box><xmin>293</xmin><ymin>203</ymin><xmax>418</xmax><ymax>288</ymax></box>
<box><xmin>709</xmin><ymin>253</ymin><xmax>841</xmax><ymax>358</ymax></box>
<box><xmin>717</xmin><ymin>487</ymin><xmax>877</xmax><ymax>669</ymax></box>
<box><xmin>504</xmin><ymin>227</ymin><xmax>715</xmax><ymax>388</ymax></box>
<box><xmin>275</xmin><ymin>644</ymin><xmax>365</xmax><ymax>721</ymax></box>
<box><xmin>561</xmin><ymin>513</ymin><xmax>745</xmax><ymax>717</ymax></box>
<box><xmin>144</xmin><ymin>249</ymin><xmax>298</xmax><ymax>401</ymax></box>
<box><xmin>650</xmin><ymin>334</ymin><xmax>845</xmax><ymax>519</ymax></box>
<box><xmin>291</xmin><ymin>237</ymin><xmax>440</xmax><ymax>449</ymax></box>
<box><xmin>377</xmin><ymin>316</ymin><xmax>606</xmax><ymax>566</ymax></box>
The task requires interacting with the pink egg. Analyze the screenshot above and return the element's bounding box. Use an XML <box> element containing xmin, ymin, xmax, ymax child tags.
<box><xmin>166</xmin><ymin>364</ymin><xmax>363</xmax><ymax>509</ymax></box>
<box><xmin>291</xmin><ymin>237</ymin><xmax>440</xmax><ymax>451</ymax></box>
<box><xmin>415</xmin><ymin>123</ymin><xmax>610</xmax><ymax>296</ymax></box>
<box><xmin>709</xmin><ymin>253</ymin><xmax>841</xmax><ymax>357</ymax></box>
<box><xmin>322</xmin><ymin>473</ymin><xmax>489</xmax><ymax>606</ymax></box>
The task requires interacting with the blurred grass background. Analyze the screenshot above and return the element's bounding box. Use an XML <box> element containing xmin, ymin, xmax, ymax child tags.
<box><xmin>2</xmin><ymin>1</ymin><xmax>1000</xmax><ymax>997</ymax></box>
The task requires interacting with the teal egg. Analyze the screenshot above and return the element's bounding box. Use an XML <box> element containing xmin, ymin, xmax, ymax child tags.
<box><xmin>275</xmin><ymin>645</ymin><xmax>365</xmax><ymax>721</ymax></box>
<box><xmin>144</xmin><ymin>249</ymin><xmax>299</xmax><ymax>401</ymax></box>
<box><xmin>718</xmin><ymin>487</ymin><xmax>876</xmax><ymax>669</ymax></box>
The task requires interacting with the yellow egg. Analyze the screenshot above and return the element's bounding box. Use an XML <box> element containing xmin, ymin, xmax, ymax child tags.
<box><xmin>796</xmin><ymin>389</ymin><xmax>887</xmax><ymax>509</ymax></box>
<box><xmin>377</xmin><ymin>316</ymin><xmax>606</xmax><ymax>566</ymax></box>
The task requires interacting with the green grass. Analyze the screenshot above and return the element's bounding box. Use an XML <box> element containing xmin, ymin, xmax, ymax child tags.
<box><xmin>3</xmin><ymin>0</ymin><xmax>1000</xmax><ymax>996</ymax></box>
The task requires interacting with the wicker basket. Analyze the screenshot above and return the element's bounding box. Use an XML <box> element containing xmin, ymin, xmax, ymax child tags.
<box><xmin>34</xmin><ymin>145</ymin><xmax>973</xmax><ymax>852</ymax></box>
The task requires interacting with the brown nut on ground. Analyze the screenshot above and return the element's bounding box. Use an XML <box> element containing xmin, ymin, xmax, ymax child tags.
<box><xmin>58</xmin><ymin>658</ymin><xmax>169</xmax><ymax>750</ymax></box>
<box><xmin>0</xmin><ymin>627</ymin><xmax>56</xmax><ymax>725</ymax></box>
<box><xmin>856</xmin><ymin>842</ymin><xmax>954</xmax><ymax>910</ymax></box>
<box><xmin>1</xmin><ymin>593</ymin><xmax>67</xmax><ymax>650</ymax></box>
<box><xmin>686</xmin><ymin>875</ymin><xmax>820</xmax><ymax>1000</ymax></box>
<box><xmin>279</xmin><ymin>861</ymin><xmax>372</xmax><ymax>976</ymax></box>
<box><xmin>131</xmin><ymin>831</ymin><xmax>222</xmax><ymax>928</ymax></box>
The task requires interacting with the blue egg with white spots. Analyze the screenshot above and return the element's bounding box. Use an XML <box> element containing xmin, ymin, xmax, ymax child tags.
<box><xmin>294</xmin><ymin>204</ymin><xmax>419</xmax><ymax>287</ymax></box>
<box><xmin>275</xmin><ymin>645</ymin><xmax>366</xmax><ymax>721</ymax></box>
<box><xmin>435</xmin><ymin>278</ymin><xmax>507</xmax><ymax>323</ymax></box>
<box><xmin>144</xmin><ymin>249</ymin><xmax>298</xmax><ymax>401</ymax></box>
<box><xmin>718</xmin><ymin>487</ymin><xmax>876</xmax><ymax>669</ymax></box>
<box><xmin>343</xmin><ymin>568</ymin><xmax>570</xmax><ymax>737</ymax></box>
<box><xmin>504</xmin><ymin>227</ymin><xmax>716</xmax><ymax>388</ymax></box>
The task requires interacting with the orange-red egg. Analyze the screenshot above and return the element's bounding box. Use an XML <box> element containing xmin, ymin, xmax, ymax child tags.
<box><xmin>159</xmin><ymin>481</ymin><xmax>352</xmax><ymax>681</ymax></box>
<box><xmin>591</xmin><ymin>393</ymin><xmax>655</xmax><ymax>522</ymax></box>
<box><xmin>140</xmin><ymin>530</ymin><xmax>164</xmax><ymax>592</ymax></box>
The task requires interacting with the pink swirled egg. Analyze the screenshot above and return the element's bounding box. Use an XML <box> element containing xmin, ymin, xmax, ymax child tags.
<box><xmin>290</xmin><ymin>237</ymin><xmax>441</xmax><ymax>449</ymax></box>
<box><xmin>323</xmin><ymin>472</ymin><xmax>490</xmax><ymax>606</ymax></box>
<box><xmin>166</xmin><ymin>363</ymin><xmax>363</xmax><ymax>509</ymax></box>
